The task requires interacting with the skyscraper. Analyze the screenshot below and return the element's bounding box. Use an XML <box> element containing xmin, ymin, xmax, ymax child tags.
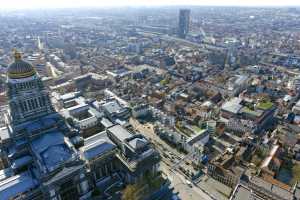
<box><xmin>178</xmin><ymin>9</ymin><xmax>191</xmax><ymax>39</ymax></box>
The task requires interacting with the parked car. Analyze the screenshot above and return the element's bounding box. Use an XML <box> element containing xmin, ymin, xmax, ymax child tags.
<box><xmin>186</xmin><ymin>180</ymin><xmax>193</xmax><ymax>188</ymax></box>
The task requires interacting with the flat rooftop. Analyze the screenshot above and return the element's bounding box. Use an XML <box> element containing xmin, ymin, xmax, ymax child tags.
<box><xmin>80</xmin><ymin>131</ymin><xmax>116</xmax><ymax>160</ymax></box>
<box><xmin>103</xmin><ymin>101</ymin><xmax>124</xmax><ymax>114</ymax></box>
<box><xmin>107</xmin><ymin>125</ymin><xmax>133</xmax><ymax>142</ymax></box>
<box><xmin>231</xmin><ymin>184</ymin><xmax>264</xmax><ymax>200</ymax></box>
<box><xmin>221</xmin><ymin>98</ymin><xmax>243</xmax><ymax>114</ymax></box>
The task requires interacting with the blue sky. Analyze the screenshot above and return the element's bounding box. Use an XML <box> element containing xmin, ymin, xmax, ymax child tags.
<box><xmin>1</xmin><ymin>0</ymin><xmax>300</xmax><ymax>10</ymax></box>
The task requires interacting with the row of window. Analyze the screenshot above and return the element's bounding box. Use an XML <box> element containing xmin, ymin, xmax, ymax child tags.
<box><xmin>20</xmin><ymin>96</ymin><xmax>47</xmax><ymax>112</ymax></box>
<box><xmin>16</xmin><ymin>81</ymin><xmax>35</xmax><ymax>90</ymax></box>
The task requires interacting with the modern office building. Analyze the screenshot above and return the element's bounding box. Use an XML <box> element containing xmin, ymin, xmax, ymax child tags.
<box><xmin>178</xmin><ymin>9</ymin><xmax>191</xmax><ymax>39</ymax></box>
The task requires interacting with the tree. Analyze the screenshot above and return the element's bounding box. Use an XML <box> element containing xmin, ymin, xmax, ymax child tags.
<box><xmin>122</xmin><ymin>184</ymin><xmax>138</xmax><ymax>200</ymax></box>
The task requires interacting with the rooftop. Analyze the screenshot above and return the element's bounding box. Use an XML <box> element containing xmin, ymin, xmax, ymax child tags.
<box><xmin>11</xmin><ymin>155</ymin><xmax>32</xmax><ymax>170</ymax></box>
<box><xmin>241</xmin><ymin>107</ymin><xmax>263</xmax><ymax>117</ymax></box>
<box><xmin>256</xmin><ymin>101</ymin><xmax>274</xmax><ymax>110</ymax></box>
<box><xmin>107</xmin><ymin>125</ymin><xmax>133</xmax><ymax>142</ymax></box>
<box><xmin>103</xmin><ymin>100</ymin><xmax>125</xmax><ymax>114</ymax></box>
<box><xmin>59</xmin><ymin>91</ymin><xmax>81</xmax><ymax>102</ymax></box>
<box><xmin>30</xmin><ymin>132</ymin><xmax>73</xmax><ymax>173</ymax></box>
<box><xmin>0</xmin><ymin>172</ymin><xmax>38</xmax><ymax>200</ymax></box>
<box><xmin>80</xmin><ymin>131</ymin><xmax>116</xmax><ymax>160</ymax></box>
<box><xmin>0</xmin><ymin>168</ymin><xmax>13</xmax><ymax>182</ymax></box>
<box><xmin>221</xmin><ymin>98</ymin><xmax>243</xmax><ymax>114</ymax></box>
<box><xmin>230</xmin><ymin>184</ymin><xmax>264</xmax><ymax>200</ymax></box>
<box><xmin>127</xmin><ymin>136</ymin><xmax>149</xmax><ymax>150</ymax></box>
<box><xmin>250</xmin><ymin>176</ymin><xmax>293</xmax><ymax>200</ymax></box>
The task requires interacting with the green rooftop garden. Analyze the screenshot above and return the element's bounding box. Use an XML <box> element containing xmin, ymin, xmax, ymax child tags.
<box><xmin>256</xmin><ymin>101</ymin><xmax>273</xmax><ymax>110</ymax></box>
<box><xmin>242</xmin><ymin>106</ymin><xmax>262</xmax><ymax>117</ymax></box>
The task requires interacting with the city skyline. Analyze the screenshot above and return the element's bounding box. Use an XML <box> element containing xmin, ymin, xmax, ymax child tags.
<box><xmin>1</xmin><ymin>0</ymin><xmax>300</xmax><ymax>10</ymax></box>
<box><xmin>1</xmin><ymin>4</ymin><xmax>300</xmax><ymax>200</ymax></box>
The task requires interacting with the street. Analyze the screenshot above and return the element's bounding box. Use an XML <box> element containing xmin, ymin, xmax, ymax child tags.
<box><xmin>160</xmin><ymin>162</ymin><xmax>213</xmax><ymax>200</ymax></box>
<box><xmin>130</xmin><ymin>118</ymin><xmax>213</xmax><ymax>200</ymax></box>
<box><xmin>129</xmin><ymin>118</ymin><xmax>183</xmax><ymax>159</ymax></box>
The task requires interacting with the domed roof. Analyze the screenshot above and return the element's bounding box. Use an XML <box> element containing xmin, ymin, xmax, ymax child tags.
<box><xmin>7</xmin><ymin>51</ymin><xmax>36</xmax><ymax>79</ymax></box>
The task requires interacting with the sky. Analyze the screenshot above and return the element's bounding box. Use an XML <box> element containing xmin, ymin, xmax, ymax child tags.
<box><xmin>1</xmin><ymin>0</ymin><xmax>300</xmax><ymax>10</ymax></box>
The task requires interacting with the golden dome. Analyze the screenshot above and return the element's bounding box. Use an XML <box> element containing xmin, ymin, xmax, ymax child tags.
<box><xmin>7</xmin><ymin>51</ymin><xmax>36</xmax><ymax>79</ymax></box>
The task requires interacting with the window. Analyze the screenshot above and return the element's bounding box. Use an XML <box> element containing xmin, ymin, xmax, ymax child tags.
<box><xmin>95</xmin><ymin>168</ymin><xmax>102</xmax><ymax>179</ymax></box>
<box><xmin>23</xmin><ymin>102</ymin><xmax>28</xmax><ymax>111</ymax></box>
<box><xmin>20</xmin><ymin>102</ymin><xmax>24</xmax><ymax>112</ymax></box>
<box><xmin>30</xmin><ymin>99</ymin><xmax>35</xmax><ymax>109</ymax></box>
<box><xmin>41</xmin><ymin>96</ymin><xmax>46</xmax><ymax>106</ymax></box>
<box><xmin>28</xmin><ymin>100</ymin><xmax>33</xmax><ymax>110</ymax></box>
<box><xmin>101</xmin><ymin>167</ymin><xmax>106</xmax><ymax>176</ymax></box>
<box><xmin>34</xmin><ymin>98</ymin><xmax>39</xmax><ymax>108</ymax></box>
<box><xmin>38</xmin><ymin>97</ymin><xmax>43</xmax><ymax>107</ymax></box>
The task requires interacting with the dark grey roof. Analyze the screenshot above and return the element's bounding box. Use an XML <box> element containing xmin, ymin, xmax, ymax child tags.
<box><xmin>103</xmin><ymin>101</ymin><xmax>124</xmax><ymax>114</ymax></box>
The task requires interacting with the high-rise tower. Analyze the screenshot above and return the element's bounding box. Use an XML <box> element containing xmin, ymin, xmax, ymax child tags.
<box><xmin>178</xmin><ymin>9</ymin><xmax>190</xmax><ymax>39</ymax></box>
